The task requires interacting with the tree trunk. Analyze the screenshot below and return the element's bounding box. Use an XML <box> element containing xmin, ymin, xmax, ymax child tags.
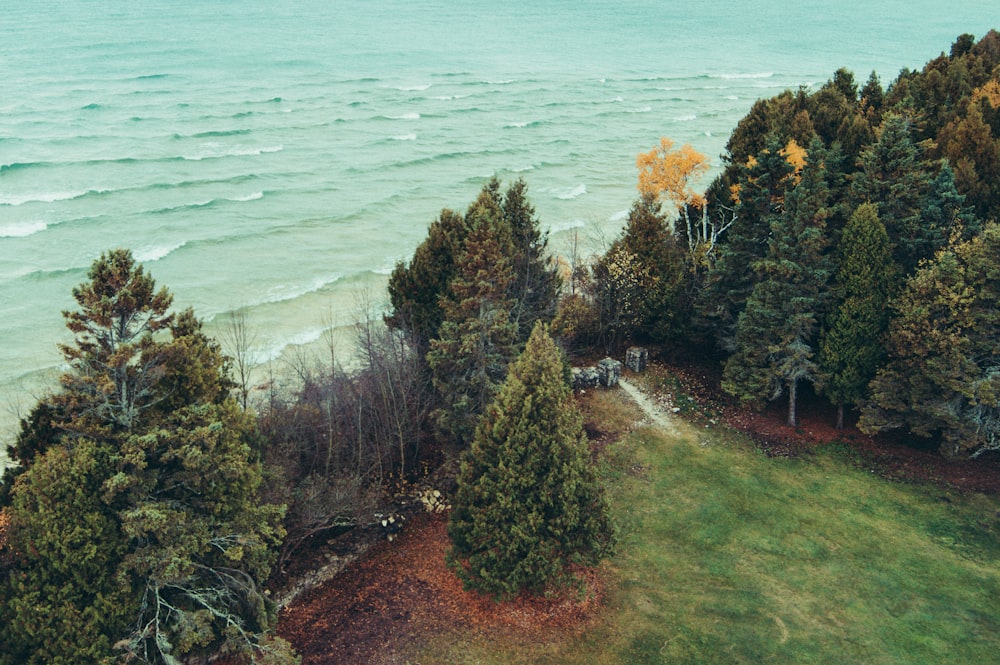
<box><xmin>836</xmin><ymin>402</ymin><xmax>844</xmax><ymax>430</ymax></box>
<box><xmin>787</xmin><ymin>379</ymin><xmax>797</xmax><ymax>427</ymax></box>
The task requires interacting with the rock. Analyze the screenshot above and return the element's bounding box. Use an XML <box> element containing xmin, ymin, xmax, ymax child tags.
<box><xmin>625</xmin><ymin>346</ymin><xmax>649</xmax><ymax>372</ymax></box>
<box><xmin>597</xmin><ymin>357</ymin><xmax>622</xmax><ymax>387</ymax></box>
<box><xmin>572</xmin><ymin>366</ymin><xmax>600</xmax><ymax>390</ymax></box>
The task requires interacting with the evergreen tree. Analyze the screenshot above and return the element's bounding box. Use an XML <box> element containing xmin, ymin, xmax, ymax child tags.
<box><xmin>617</xmin><ymin>194</ymin><xmax>692</xmax><ymax>344</ymax></box>
<box><xmin>818</xmin><ymin>204</ymin><xmax>895</xmax><ymax>428</ymax></box>
<box><xmin>386</xmin><ymin>208</ymin><xmax>469</xmax><ymax>350</ymax></box>
<box><xmin>0</xmin><ymin>250</ymin><xmax>293</xmax><ymax>664</ymax></box>
<box><xmin>502</xmin><ymin>178</ymin><xmax>562</xmax><ymax>342</ymax></box>
<box><xmin>387</xmin><ymin>177</ymin><xmax>559</xmax><ymax>352</ymax></box>
<box><xmin>0</xmin><ymin>439</ymin><xmax>135</xmax><ymax>665</ymax></box>
<box><xmin>448</xmin><ymin>323</ymin><xmax>614</xmax><ymax>597</ymax></box>
<box><xmin>851</xmin><ymin>113</ymin><xmax>936</xmax><ymax>274</ymax></box>
<box><xmin>427</xmin><ymin>191</ymin><xmax>518</xmax><ymax>448</ymax></box>
<box><xmin>860</xmin><ymin>223</ymin><xmax>1000</xmax><ymax>459</ymax></box>
<box><xmin>723</xmin><ymin>139</ymin><xmax>832</xmax><ymax>426</ymax></box>
<box><xmin>699</xmin><ymin>133</ymin><xmax>797</xmax><ymax>351</ymax></box>
<box><xmin>859</xmin><ymin>71</ymin><xmax>885</xmax><ymax>124</ymax></box>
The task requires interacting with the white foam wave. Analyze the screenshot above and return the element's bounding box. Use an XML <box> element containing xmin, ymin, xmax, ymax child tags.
<box><xmin>182</xmin><ymin>144</ymin><xmax>284</xmax><ymax>160</ymax></box>
<box><xmin>0</xmin><ymin>220</ymin><xmax>48</xmax><ymax>237</ymax></box>
<box><xmin>386</xmin><ymin>112</ymin><xmax>420</xmax><ymax>120</ymax></box>
<box><xmin>397</xmin><ymin>84</ymin><xmax>431</xmax><ymax>91</ymax></box>
<box><xmin>133</xmin><ymin>240</ymin><xmax>187</xmax><ymax>262</ymax></box>
<box><xmin>609</xmin><ymin>209</ymin><xmax>629</xmax><ymax>223</ymax></box>
<box><xmin>262</xmin><ymin>273</ymin><xmax>343</xmax><ymax>306</ymax></box>
<box><xmin>673</xmin><ymin>113</ymin><xmax>697</xmax><ymax>122</ymax></box>
<box><xmin>0</xmin><ymin>190</ymin><xmax>88</xmax><ymax>206</ymax></box>
<box><xmin>627</xmin><ymin>106</ymin><xmax>653</xmax><ymax>113</ymax></box>
<box><xmin>710</xmin><ymin>71</ymin><xmax>774</xmax><ymax>79</ymax></box>
<box><xmin>553</xmin><ymin>184</ymin><xmax>587</xmax><ymax>200</ymax></box>
<box><xmin>256</xmin><ymin>326</ymin><xmax>331</xmax><ymax>363</ymax></box>
<box><xmin>548</xmin><ymin>218</ymin><xmax>586</xmax><ymax>234</ymax></box>
<box><xmin>230</xmin><ymin>191</ymin><xmax>264</xmax><ymax>202</ymax></box>
<box><xmin>430</xmin><ymin>94</ymin><xmax>469</xmax><ymax>100</ymax></box>
<box><xmin>503</xmin><ymin>121</ymin><xmax>531</xmax><ymax>128</ymax></box>
<box><xmin>391</xmin><ymin>133</ymin><xmax>417</xmax><ymax>141</ymax></box>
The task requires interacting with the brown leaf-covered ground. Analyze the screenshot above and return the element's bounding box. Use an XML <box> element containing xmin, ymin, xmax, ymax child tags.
<box><xmin>277</xmin><ymin>512</ymin><xmax>604</xmax><ymax>664</ymax></box>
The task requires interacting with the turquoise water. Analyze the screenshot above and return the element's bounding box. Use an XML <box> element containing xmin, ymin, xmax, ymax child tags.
<box><xmin>0</xmin><ymin>1</ymin><xmax>994</xmax><ymax>461</ymax></box>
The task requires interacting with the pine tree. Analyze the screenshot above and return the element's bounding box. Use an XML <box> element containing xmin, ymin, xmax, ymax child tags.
<box><xmin>818</xmin><ymin>204</ymin><xmax>895</xmax><ymax>428</ymax></box>
<box><xmin>860</xmin><ymin>223</ymin><xmax>1000</xmax><ymax>459</ymax></box>
<box><xmin>0</xmin><ymin>438</ymin><xmax>135</xmax><ymax>665</ymax></box>
<box><xmin>0</xmin><ymin>250</ymin><xmax>293</xmax><ymax>664</ymax></box>
<box><xmin>386</xmin><ymin>208</ymin><xmax>469</xmax><ymax>350</ymax></box>
<box><xmin>502</xmin><ymin>178</ymin><xmax>561</xmax><ymax>342</ymax></box>
<box><xmin>699</xmin><ymin>133</ymin><xmax>797</xmax><ymax>351</ymax></box>
<box><xmin>851</xmin><ymin>113</ymin><xmax>937</xmax><ymax>274</ymax></box>
<box><xmin>723</xmin><ymin>139</ymin><xmax>832</xmax><ymax>426</ymax></box>
<box><xmin>448</xmin><ymin>323</ymin><xmax>614</xmax><ymax>597</ymax></box>
<box><xmin>427</xmin><ymin>191</ymin><xmax>518</xmax><ymax>448</ymax></box>
<box><xmin>617</xmin><ymin>194</ymin><xmax>692</xmax><ymax>344</ymax></box>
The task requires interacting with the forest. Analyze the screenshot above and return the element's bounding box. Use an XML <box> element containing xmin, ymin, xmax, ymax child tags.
<box><xmin>1</xmin><ymin>30</ymin><xmax>999</xmax><ymax>665</ymax></box>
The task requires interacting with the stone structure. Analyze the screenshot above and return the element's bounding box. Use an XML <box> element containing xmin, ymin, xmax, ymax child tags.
<box><xmin>572</xmin><ymin>366</ymin><xmax>600</xmax><ymax>390</ymax></box>
<box><xmin>625</xmin><ymin>346</ymin><xmax>649</xmax><ymax>373</ymax></box>
<box><xmin>597</xmin><ymin>357</ymin><xmax>622</xmax><ymax>388</ymax></box>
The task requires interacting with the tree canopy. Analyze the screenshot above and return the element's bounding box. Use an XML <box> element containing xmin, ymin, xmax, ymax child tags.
<box><xmin>0</xmin><ymin>249</ymin><xmax>293</xmax><ymax>665</ymax></box>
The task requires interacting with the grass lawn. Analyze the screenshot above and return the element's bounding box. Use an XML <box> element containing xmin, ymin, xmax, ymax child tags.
<box><xmin>415</xmin><ymin>387</ymin><xmax>1000</xmax><ymax>664</ymax></box>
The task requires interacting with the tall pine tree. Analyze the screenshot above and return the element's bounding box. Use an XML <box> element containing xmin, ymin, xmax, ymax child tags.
<box><xmin>818</xmin><ymin>203</ymin><xmax>895</xmax><ymax>428</ymax></box>
<box><xmin>723</xmin><ymin>138</ymin><xmax>832</xmax><ymax>426</ymax></box>
<box><xmin>0</xmin><ymin>250</ymin><xmax>293</xmax><ymax>665</ymax></box>
<box><xmin>448</xmin><ymin>323</ymin><xmax>614</xmax><ymax>597</ymax></box>
<box><xmin>427</xmin><ymin>190</ymin><xmax>518</xmax><ymax>449</ymax></box>
<box><xmin>698</xmin><ymin>133</ymin><xmax>797</xmax><ymax>351</ymax></box>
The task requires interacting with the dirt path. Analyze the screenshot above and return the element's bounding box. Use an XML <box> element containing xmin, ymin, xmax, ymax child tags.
<box><xmin>617</xmin><ymin>376</ymin><xmax>684</xmax><ymax>438</ymax></box>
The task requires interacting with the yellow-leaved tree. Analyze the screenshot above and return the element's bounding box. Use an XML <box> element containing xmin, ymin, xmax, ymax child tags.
<box><xmin>636</xmin><ymin>137</ymin><xmax>727</xmax><ymax>266</ymax></box>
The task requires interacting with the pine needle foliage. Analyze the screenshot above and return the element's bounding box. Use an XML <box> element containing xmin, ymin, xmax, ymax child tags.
<box><xmin>447</xmin><ymin>323</ymin><xmax>614</xmax><ymax>598</ymax></box>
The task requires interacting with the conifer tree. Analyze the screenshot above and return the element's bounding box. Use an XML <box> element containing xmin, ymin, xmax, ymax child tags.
<box><xmin>502</xmin><ymin>178</ymin><xmax>562</xmax><ymax>342</ymax></box>
<box><xmin>860</xmin><ymin>223</ymin><xmax>1000</xmax><ymax>459</ymax></box>
<box><xmin>448</xmin><ymin>323</ymin><xmax>614</xmax><ymax>597</ymax></box>
<box><xmin>723</xmin><ymin>139</ymin><xmax>832</xmax><ymax>426</ymax></box>
<box><xmin>386</xmin><ymin>208</ymin><xmax>469</xmax><ymax>350</ymax></box>
<box><xmin>851</xmin><ymin>113</ymin><xmax>937</xmax><ymax>274</ymax></box>
<box><xmin>427</xmin><ymin>191</ymin><xmax>518</xmax><ymax>448</ymax></box>
<box><xmin>617</xmin><ymin>194</ymin><xmax>692</xmax><ymax>344</ymax></box>
<box><xmin>0</xmin><ymin>249</ymin><xmax>293</xmax><ymax>665</ymax></box>
<box><xmin>818</xmin><ymin>203</ymin><xmax>895</xmax><ymax>428</ymax></box>
<box><xmin>700</xmin><ymin>133</ymin><xmax>797</xmax><ymax>351</ymax></box>
<box><xmin>0</xmin><ymin>438</ymin><xmax>135</xmax><ymax>665</ymax></box>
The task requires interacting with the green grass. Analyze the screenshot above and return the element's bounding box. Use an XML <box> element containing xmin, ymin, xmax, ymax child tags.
<box><xmin>416</xmin><ymin>390</ymin><xmax>1000</xmax><ymax>664</ymax></box>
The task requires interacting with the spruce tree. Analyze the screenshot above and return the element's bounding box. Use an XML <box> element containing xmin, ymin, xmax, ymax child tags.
<box><xmin>448</xmin><ymin>323</ymin><xmax>614</xmax><ymax>597</ymax></box>
<box><xmin>723</xmin><ymin>139</ymin><xmax>832</xmax><ymax>426</ymax></box>
<box><xmin>818</xmin><ymin>203</ymin><xmax>895</xmax><ymax>428</ymax></box>
<box><xmin>618</xmin><ymin>194</ymin><xmax>692</xmax><ymax>344</ymax></box>
<box><xmin>386</xmin><ymin>208</ymin><xmax>469</xmax><ymax>350</ymax></box>
<box><xmin>699</xmin><ymin>133</ymin><xmax>796</xmax><ymax>351</ymax></box>
<box><xmin>502</xmin><ymin>178</ymin><xmax>561</xmax><ymax>342</ymax></box>
<box><xmin>851</xmin><ymin>113</ymin><xmax>937</xmax><ymax>274</ymax></box>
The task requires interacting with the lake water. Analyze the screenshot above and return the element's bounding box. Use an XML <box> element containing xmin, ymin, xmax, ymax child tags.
<box><xmin>1</xmin><ymin>0</ymin><xmax>994</xmax><ymax>464</ymax></box>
